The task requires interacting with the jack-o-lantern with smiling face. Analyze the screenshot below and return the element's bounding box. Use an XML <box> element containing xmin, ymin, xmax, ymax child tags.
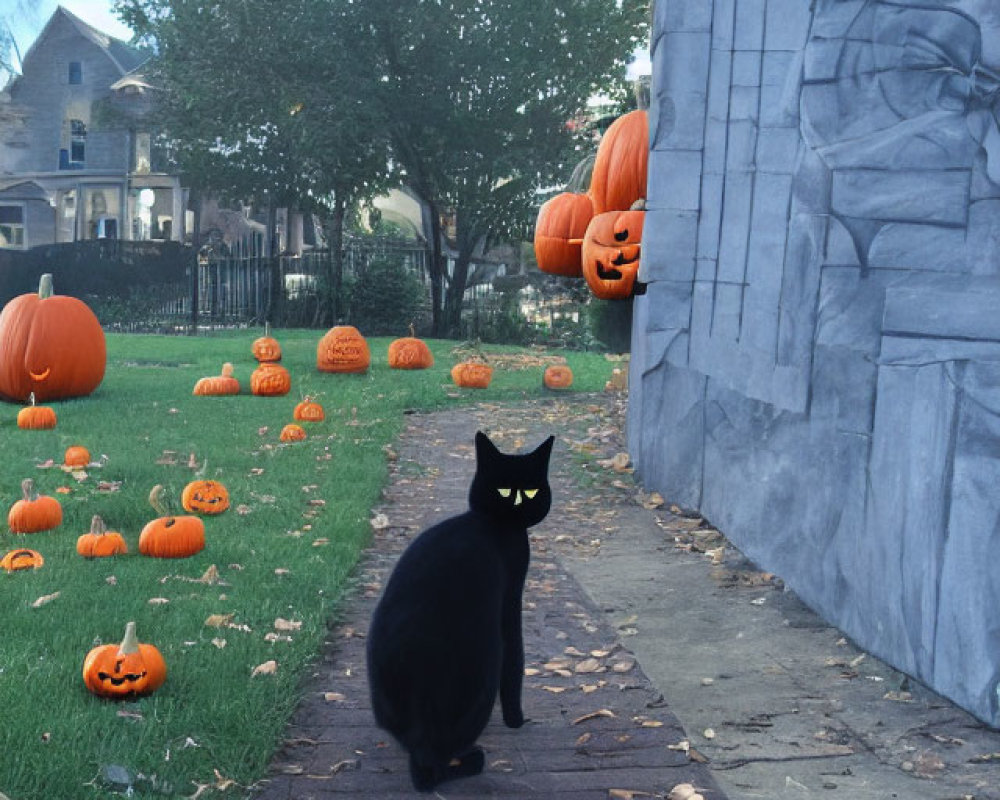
<box><xmin>581</xmin><ymin>208</ymin><xmax>645</xmax><ymax>300</ymax></box>
<box><xmin>0</xmin><ymin>273</ymin><xmax>106</xmax><ymax>403</ymax></box>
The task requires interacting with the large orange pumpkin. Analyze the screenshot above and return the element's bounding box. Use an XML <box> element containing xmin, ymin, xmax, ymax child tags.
<box><xmin>388</xmin><ymin>327</ymin><xmax>434</xmax><ymax>370</ymax></box>
<box><xmin>451</xmin><ymin>360</ymin><xmax>493</xmax><ymax>389</ymax></box>
<box><xmin>82</xmin><ymin>621</ymin><xmax>167</xmax><ymax>699</ymax></box>
<box><xmin>581</xmin><ymin>209</ymin><xmax>645</xmax><ymax>300</ymax></box>
<box><xmin>533</xmin><ymin>192</ymin><xmax>593</xmax><ymax>277</ymax></box>
<box><xmin>8</xmin><ymin>478</ymin><xmax>62</xmax><ymax>533</ymax></box>
<box><xmin>0</xmin><ymin>273</ymin><xmax>106</xmax><ymax>402</ymax></box>
<box><xmin>589</xmin><ymin>110</ymin><xmax>649</xmax><ymax>216</ymax></box>
<box><xmin>317</xmin><ymin>325</ymin><xmax>370</xmax><ymax>373</ymax></box>
<box><xmin>250</xmin><ymin>362</ymin><xmax>291</xmax><ymax>396</ymax></box>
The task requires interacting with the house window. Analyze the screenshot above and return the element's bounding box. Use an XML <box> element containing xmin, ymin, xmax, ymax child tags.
<box><xmin>70</xmin><ymin>119</ymin><xmax>86</xmax><ymax>164</ymax></box>
<box><xmin>68</xmin><ymin>61</ymin><xmax>82</xmax><ymax>84</ymax></box>
<box><xmin>0</xmin><ymin>205</ymin><xmax>25</xmax><ymax>249</ymax></box>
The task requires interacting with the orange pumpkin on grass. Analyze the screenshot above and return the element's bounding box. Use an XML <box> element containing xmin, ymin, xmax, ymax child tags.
<box><xmin>16</xmin><ymin>392</ymin><xmax>56</xmax><ymax>429</ymax></box>
<box><xmin>193</xmin><ymin>363</ymin><xmax>240</xmax><ymax>396</ymax></box>
<box><xmin>293</xmin><ymin>397</ymin><xmax>325</xmax><ymax>422</ymax></box>
<box><xmin>138</xmin><ymin>485</ymin><xmax>205</xmax><ymax>558</ymax></box>
<box><xmin>451</xmin><ymin>360</ymin><xmax>493</xmax><ymax>389</ymax></box>
<box><xmin>388</xmin><ymin>325</ymin><xmax>434</xmax><ymax>370</ymax></box>
<box><xmin>252</xmin><ymin>323</ymin><xmax>282</xmax><ymax>363</ymax></box>
<box><xmin>64</xmin><ymin>445</ymin><xmax>91</xmax><ymax>468</ymax></box>
<box><xmin>82</xmin><ymin>621</ymin><xmax>167</xmax><ymax>699</ymax></box>
<box><xmin>76</xmin><ymin>515</ymin><xmax>128</xmax><ymax>558</ymax></box>
<box><xmin>581</xmin><ymin>208</ymin><xmax>645</xmax><ymax>300</ymax></box>
<box><xmin>0</xmin><ymin>273</ymin><xmax>106</xmax><ymax>402</ymax></box>
<box><xmin>280</xmin><ymin>423</ymin><xmax>307</xmax><ymax>442</ymax></box>
<box><xmin>1</xmin><ymin>547</ymin><xmax>44</xmax><ymax>571</ymax></box>
<box><xmin>543</xmin><ymin>364</ymin><xmax>574</xmax><ymax>390</ymax></box>
<box><xmin>317</xmin><ymin>325</ymin><xmax>370</xmax><ymax>373</ymax></box>
<box><xmin>250</xmin><ymin>362</ymin><xmax>291</xmax><ymax>396</ymax></box>
<box><xmin>8</xmin><ymin>478</ymin><xmax>62</xmax><ymax>533</ymax></box>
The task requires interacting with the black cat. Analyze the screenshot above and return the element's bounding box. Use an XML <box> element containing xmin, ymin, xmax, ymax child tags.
<box><xmin>366</xmin><ymin>431</ymin><xmax>555</xmax><ymax>791</ymax></box>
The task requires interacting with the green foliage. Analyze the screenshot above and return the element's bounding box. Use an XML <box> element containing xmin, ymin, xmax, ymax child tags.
<box><xmin>346</xmin><ymin>253</ymin><xmax>429</xmax><ymax>336</ymax></box>
<box><xmin>587</xmin><ymin>296</ymin><xmax>634</xmax><ymax>353</ymax></box>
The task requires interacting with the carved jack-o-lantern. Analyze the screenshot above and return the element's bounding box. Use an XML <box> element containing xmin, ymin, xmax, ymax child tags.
<box><xmin>543</xmin><ymin>364</ymin><xmax>574</xmax><ymax>390</ymax></box>
<box><xmin>82</xmin><ymin>621</ymin><xmax>167</xmax><ymax>699</ymax></box>
<box><xmin>317</xmin><ymin>326</ymin><xmax>370</xmax><ymax>374</ymax></box>
<box><xmin>581</xmin><ymin>209</ymin><xmax>645</xmax><ymax>300</ymax></box>
<box><xmin>252</xmin><ymin>324</ymin><xmax>282</xmax><ymax>363</ymax></box>
<box><xmin>1</xmin><ymin>547</ymin><xmax>44</xmax><ymax>572</ymax></box>
<box><xmin>181</xmin><ymin>479</ymin><xmax>230</xmax><ymax>515</ymax></box>
<box><xmin>250</xmin><ymin>362</ymin><xmax>291</xmax><ymax>396</ymax></box>
<box><xmin>293</xmin><ymin>397</ymin><xmax>325</xmax><ymax>421</ymax></box>
<box><xmin>280</xmin><ymin>423</ymin><xmax>307</xmax><ymax>442</ymax></box>
<box><xmin>387</xmin><ymin>327</ymin><xmax>434</xmax><ymax>370</ymax></box>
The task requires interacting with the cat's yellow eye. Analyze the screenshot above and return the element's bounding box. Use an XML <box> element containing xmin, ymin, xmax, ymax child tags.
<box><xmin>497</xmin><ymin>488</ymin><xmax>512</xmax><ymax>498</ymax></box>
<box><xmin>523</xmin><ymin>489</ymin><xmax>539</xmax><ymax>499</ymax></box>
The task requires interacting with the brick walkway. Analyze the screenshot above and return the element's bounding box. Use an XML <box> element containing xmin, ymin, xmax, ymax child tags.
<box><xmin>252</xmin><ymin>400</ymin><xmax>725</xmax><ymax>799</ymax></box>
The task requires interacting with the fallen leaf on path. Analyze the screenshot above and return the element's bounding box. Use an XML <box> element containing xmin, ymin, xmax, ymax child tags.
<box><xmin>572</xmin><ymin>709</ymin><xmax>616</xmax><ymax>725</ymax></box>
<box><xmin>609</xmin><ymin>791</ymin><xmax>655</xmax><ymax>799</ymax></box>
<box><xmin>323</xmin><ymin>692</ymin><xmax>345</xmax><ymax>703</ymax></box>
<box><xmin>575</xmin><ymin>658</ymin><xmax>602</xmax><ymax>674</ymax></box>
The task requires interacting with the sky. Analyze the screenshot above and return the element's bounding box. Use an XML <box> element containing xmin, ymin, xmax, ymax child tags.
<box><xmin>7</xmin><ymin>1</ymin><xmax>650</xmax><ymax>77</ymax></box>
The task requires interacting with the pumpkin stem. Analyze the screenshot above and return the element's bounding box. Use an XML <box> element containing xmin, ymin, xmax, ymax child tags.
<box><xmin>38</xmin><ymin>273</ymin><xmax>54</xmax><ymax>300</ymax></box>
<box><xmin>148</xmin><ymin>484</ymin><xmax>170</xmax><ymax>517</ymax></box>
<box><xmin>408</xmin><ymin>321</ymin><xmax>416</xmax><ymax>338</ymax></box>
<box><xmin>21</xmin><ymin>478</ymin><xmax>38</xmax><ymax>502</ymax></box>
<box><xmin>118</xmin><ymin>621</ymin><xmax>139</xmax><ymax>656</ymax></box>
<box><xmin>221</xmin><ymin>362</ymin><xmax>234</xmax><ymax>378</ymax></box>
<box><xmin>27</xmin><ymin>391</ymin><xmax>36</xmax><ymax>407</ymax></box>
<box><xmin>90</xmin><ymin>514</ymin><xmax>106</xmax><ymax>535</ymax></box>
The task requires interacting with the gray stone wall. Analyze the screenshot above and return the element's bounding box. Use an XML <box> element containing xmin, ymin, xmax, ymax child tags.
<box><xmin>631</xmin><ymin>0</ymin><xmax>1000</xmax><ymax>727</ymax></box>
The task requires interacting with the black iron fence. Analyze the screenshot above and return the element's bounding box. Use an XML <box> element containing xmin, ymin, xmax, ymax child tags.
<box><xmin>0</xmin><ymin>238</ymin><xmax>430</xmax><ymax>331</ymax></box>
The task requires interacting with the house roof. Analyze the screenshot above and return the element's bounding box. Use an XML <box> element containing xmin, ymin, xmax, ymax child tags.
<box><xmin>10</xmin><ymin>5</ymin><xmax>148</xmax><ymax>89</ymax></box>
<box><xmin>0</xmin><ymin>181</ymin><xmax>50</xmax><ymax>201</ymax></box>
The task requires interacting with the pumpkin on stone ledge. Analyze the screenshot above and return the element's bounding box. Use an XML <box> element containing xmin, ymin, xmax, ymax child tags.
<box><xmin>581</xmin><ymin>207</ymin><xmax>645</xmax><ymax>301</ymax></box>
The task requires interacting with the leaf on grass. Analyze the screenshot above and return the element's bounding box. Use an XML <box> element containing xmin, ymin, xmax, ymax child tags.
<box><xmin>96</xmin><ymin>481</ymin><xmax>123</xmax><ymax>493</ymax></box>
<box><xmin>641</xmin><ymin>492</ymin><xmax>665</xmax><ymax>509</ymax></box>
<box><xmin>148</xmin><ymin>597</ymin><xmax>170</xmax><ymax>605</ymax></box>
<box><xmin>274</xmin><ymin>617</ymin><xmax>302</xmax><ymax>631</ymax></box>
<box><xmin>31</xmin><ymin>591</ymin><xmax>60</xmax><ymax>608</ymax></box>
<box><xmin>204</xmin><ymin>613</ymin><xmax>234</xmax><ymax>628</ymax></box>
<box><xmin>197</xmin><ymin>564</ymin><xmax>222</xmax><ymax>584</ymax></box>
<box><xmin>251</xmin><ymin>660</ymin><xmax>278</xmax><ymax>677</ymax></box>
<box><xmin>211</xmin><ymin>638</ymin><xmax>226</xmax><ymax>649</ymax></box>
<box><xmin>56</xmin><ymin>486</ymin><xmax>73</xmax><ymax>494</ymax></box>
<box><xmin>116</xmin><ymin>709</ymin><xmax>143</xmax><ymax>721</ymax></box>
<box><xmin>36</xmin><ymin>459</ymin><xmax>55</xmax><ymax>469</ymax></box>
<box><xmin>572</xmin><ymin>709</ymin><xmax>616</xmax><ymax>725</ymax></box>
<box><xmin>265</xmin><ymin>633</ymin><xmax>292</xmax><ymax>643</ymax></box>
<box><xmin>189</xmin><ymin>769</ymin><xmax>238</xmax><ymax>800</ymax></box>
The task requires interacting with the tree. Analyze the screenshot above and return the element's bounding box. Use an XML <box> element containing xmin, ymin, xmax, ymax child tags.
<box><xmin>351</xmin><ymin>0</ymin><xmax>648</xmax><ymax>335</ymax></box>
<box><xmin>114</xmin><ymin>0</ymin><xmax>395</xmax><ymax>323</ymax></box>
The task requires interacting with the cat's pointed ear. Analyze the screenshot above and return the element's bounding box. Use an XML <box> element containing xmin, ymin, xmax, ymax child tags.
<box><xmin>532</xmin><ymin>435</ymin><xmax>555</xmax><ymax>466</ymax></box>
<box><xmin>475</xmin><ymin>431</ymin><xmax>501</xmax><ymax>462</ymax></box>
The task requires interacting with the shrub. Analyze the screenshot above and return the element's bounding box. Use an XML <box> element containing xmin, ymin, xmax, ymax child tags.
<box><xmin>347</xmin><ymin>253</ymin><xmax>429</xmax><ymax>335</ymax></box>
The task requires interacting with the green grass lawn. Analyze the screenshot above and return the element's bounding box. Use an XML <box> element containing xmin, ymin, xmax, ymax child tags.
<box><xmin>0</xmin><ymin>328</ymin><xmax>618</xmax><ymax>798</ymax></box>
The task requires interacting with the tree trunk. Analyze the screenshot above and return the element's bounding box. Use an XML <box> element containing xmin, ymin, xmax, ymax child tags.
<box><xmin>264</xmin><ymin>202</ymin><xmax>282</xmax><ymax>325</ymax></box>
<box><xmin>426</xmin><ymin>199</ymin><xmax>445</xmax><ymax>336</ymax></box>
<box><xmin>328</xmin><ymin>195</ymin><xmax>346</xmax><ymax>323</ymax></box>
<box><xmin>188</xmin><ymin>188</ymin><xmax>202</xmax><ymax>335</ymax></box>
<box><xmin>444</xmin><ymin>247</ymin><xmax>472</xmax><ymax>338</ymax></box>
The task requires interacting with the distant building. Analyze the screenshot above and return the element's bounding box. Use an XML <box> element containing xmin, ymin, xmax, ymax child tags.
<box><xmin>0</xmin><ymin>6</ymin><xmax>186</xmax><ymax>248</ymax></box>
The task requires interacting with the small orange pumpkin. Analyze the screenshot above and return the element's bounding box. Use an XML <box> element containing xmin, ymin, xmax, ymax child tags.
<box><xmin>250</xmin><ymin>362</ymin><xmax>291</xmax><ymax>396</ymax></box>
<box><xmin>451</xmin><ymin>360</ymin><xmax>493</xmax><ymax>389</ymax></box>
<box><xmin>64</xmin><ymin>445</ymin><xmax>91</xmax><ymax>468</ymax></box>
<box><xmin>181</xmin><ymin>479</ymin><xmax>230</xmax><ymax>515</ymax></box>
<box><xmin>193</xmin><ymin>363</ymin><xmax>240</xmax><ymax>396</ymax></box>
<box><xmin>16</xmin><ymin>392</ymin><xmax>57</xmax><ymax>429</ymax></box>
<box><xmin>76</xmin><ymin>515</ymin><xmax>128</xmax><ymax>558</ymax></box>
<box><xmin>533</xmin><ymin>192</ymin><xmax>593</xmax><ymax>277</ymax></box>
<box><xmin>82</xmin><ymin>621</ymin><xmax>167</xmax><ymax>699</ymax></box>
<box><xmin>138</xmin><ymin>485</ymin><xmax>206</xmax><ymax>558</ymax></box>
<box><xmin>543</xmin><ymin>364</ymin><xmax>574</xmax><ymax>390</ymax></box>
<box><xmin>1</xmin><ymin>547</ymin><xmax>44</xmax><ymax>571</ymax></box>
<box><xmin>317</xmin><ymin>325</ymin><xmax>370</xmax><ymax>373</ymax></box>
<box><xmin>280</xmin><ymin>423</ymin><xmax>307</xmax><ymax>442</ymax></box>
<box><xmin>581</xmin><ymin>208</ymin><xmax>645</xmax><ymax>300</ymax></box>
<box><xmin>388</xmin><ymin>326</ymin><xmax>434</xmax><ymax>370</ymax></box>
<box><xmin>252</xmin><ymin>323</ymin><xmax>282</xmax><ymax>362</ymax></box>
<box><xmin>293</xmin><ymin>397</ymin><xmax>325</xmax><ymax>422</ymax></box>
<box><xmin>8</xmin><ymin>478</ymin><xmax>63</xmax><ymax>533</ymax></box>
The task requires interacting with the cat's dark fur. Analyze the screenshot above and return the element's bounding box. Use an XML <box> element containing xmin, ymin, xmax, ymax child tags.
<box><xmin>366</xmin><ymin>431</ymin><xmax>554</xmax><ymax>791</ymax></box>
